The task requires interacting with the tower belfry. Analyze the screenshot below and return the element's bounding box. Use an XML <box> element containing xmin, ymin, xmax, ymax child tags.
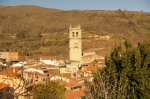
<box><xmin>69</xmin><ymin>25</ymin><xmax>82</xmax><ymax>61</ymax></box>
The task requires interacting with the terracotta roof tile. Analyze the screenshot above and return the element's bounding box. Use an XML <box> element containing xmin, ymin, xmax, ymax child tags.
<box><xmin>0</xmin><ymin>67</ymin><xmax>21</xmax><ymax>78</ymax></box>
<box><xmin>41</xmin><ymin>56</ymin><xmax>57</xmax><ymax>60</ymax></box>
<box><xmin>0</xmin><ymin>83</ymin><xmax>9</xmax><ymax>90</ymax></box>
<box><xmin>69</xmin><ymin>79</ymin><xmax>78</xmax><ymax>86</ymax></box>
<box><xmin>19</xmin><ymin>56</ymin><xmax>27</xmax><ymax>61</ymax></box>
<box><xmin>66</xmin><ymin>88</ymin><xmax>85</xmax><ymax>99</ymax></box>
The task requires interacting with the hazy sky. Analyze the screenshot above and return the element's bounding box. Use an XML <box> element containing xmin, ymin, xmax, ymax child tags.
<box><xmin>0</xmin><ymin>0</ymin><xmax>150</xmax><ymax>12</ymax></box>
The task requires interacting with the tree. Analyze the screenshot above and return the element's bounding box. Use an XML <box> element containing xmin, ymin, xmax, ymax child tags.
<box><xmin>32</xmin><ymin>81</ymin><xmax>65</xmax><ymax>99</ymax></box>
<box><xmin>83</xmin><ymin>41</ymin><xmax>150</xmax><ymax>99</ymax></box>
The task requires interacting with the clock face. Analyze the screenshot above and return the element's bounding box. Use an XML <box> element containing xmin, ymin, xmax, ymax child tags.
<box><xmin>74</xmin><ymin>43</ymin><xmax>78</xmax><ymax>48</ymax></box>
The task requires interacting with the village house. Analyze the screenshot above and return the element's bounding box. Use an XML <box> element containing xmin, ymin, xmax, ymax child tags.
<box><xmin>40</xmin><ymin>56</ymin><xmax>59</xmax><ymax>66</ymax></box>
<box><xmin>31</xmin><ymin>54</ymin><xmax>41</xmax><ymax>62</ymax></box>
<box><xmin>0</xmin><ymin>52</ymin><xmax>19</xmax><ymax>62</ymax></box>
<box><xmin>24</xmin><ymin>71</ymin><xmax>47</xmax><ymax>86</ymax></box>
<box><xmin>81</xmin><ymin>51</ymin><xmax>100</xmax><ymax>64</ymax></box>
<box><xmin>0</xmin><ymin>25</ymin><xmax>107</xmax><ymax>99</ymax></box>
<box><xmin>0</xmin><ymin>67</ymin><xmax>26</xmax><ymax>99</ymax></box>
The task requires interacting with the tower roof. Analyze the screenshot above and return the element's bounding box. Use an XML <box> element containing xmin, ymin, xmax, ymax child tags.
<box><xmin>69</xmin><ymin>25</ymin><xmax>81</xmax><ymax>29</ymax></box>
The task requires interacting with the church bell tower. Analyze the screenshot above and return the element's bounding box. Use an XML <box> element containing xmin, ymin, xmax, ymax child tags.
<box><xmin>69</xmin><ymin>25</ymin><xmax>82</xmax><ymax>61</ymax></box>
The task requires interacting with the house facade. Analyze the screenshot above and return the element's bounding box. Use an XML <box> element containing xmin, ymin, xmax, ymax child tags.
<box><xmin>0</xmin><ymin>52</ymin><xmax>19</xmax><ymax>62</ymax></box>
<box><xmin>40</xmin><ymin>56</ymin><xmax>59</xmax><ymax>66</ymax></box>
<box><xmin>0</xmin><ymin>68</ymin><xmax>25</xmax><ymax>99</ymax></box>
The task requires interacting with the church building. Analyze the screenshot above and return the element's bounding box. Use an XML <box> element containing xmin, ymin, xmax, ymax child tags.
<box><xmin>69</xmin><ymin>25</ymin><xmax>100</xmax><ymax>64</ymax></box>
<box><xmin>67</xmin><ymin>25</ymin><xmax>101</xmax><ymax>78</ymax></box>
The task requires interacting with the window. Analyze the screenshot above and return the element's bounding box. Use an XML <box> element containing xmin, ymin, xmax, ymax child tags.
<box><xmin>72</xmin><ymin>32</ymin><xmax>74</xmax><ymax>37</ymax></box>
<box><xmin>76</xmin><ymin>32</ymin><xmax>78</xmax><ymax>37</ymax></box>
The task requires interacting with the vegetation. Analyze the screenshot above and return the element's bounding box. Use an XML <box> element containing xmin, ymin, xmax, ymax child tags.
<box><xmin>83</xmin><ymin>41</ymin><xmax>150</xmax><ymax>99</ymax></box>
<box><xmin>32</xmin><ymin>81</ymin><xmax>65</xmax><ymax>99</ymax></box>
<box><xmin>0</xmin><ymin>5</ymin><xmax>150</xmax><ymax>57</ymax></box>
<box><xmin>16</xmin><ymin>31</ymin><xmax>26</xmax><ymax>39</ymax></box>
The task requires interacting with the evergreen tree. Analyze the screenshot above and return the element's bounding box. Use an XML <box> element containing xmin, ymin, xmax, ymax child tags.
<box><xmin>83</xmin><ymin>41</ymin><xmax>150</xmax><ymax>99</ymax></box>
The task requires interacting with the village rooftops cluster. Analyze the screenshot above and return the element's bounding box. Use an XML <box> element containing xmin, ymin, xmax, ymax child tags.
<box><xmin>0</xmin><ymin>25</ymin><xmax>106</xmax><ymax>99</ymax></box>
<box><xmin>0</xmin><ymin>52</ymin><xmax>105</xmax><ymax>99</ymax></box>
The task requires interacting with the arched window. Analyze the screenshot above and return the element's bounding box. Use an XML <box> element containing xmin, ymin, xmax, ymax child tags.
<box><xmin>72</xmin><ymin>32</ymin><xmax>74</xmax><ymax>37</ymax></box>
<box><xmin>76</xmin><ymin>32</ymin><xmax>78</xmax><ymax>37</ymax></box>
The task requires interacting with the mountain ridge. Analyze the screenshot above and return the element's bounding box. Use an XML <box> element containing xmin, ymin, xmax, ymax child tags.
<box><xmin>0</xmin><ymin>5</ymin><xmax>149</xmax><ymax>57</ymax></box>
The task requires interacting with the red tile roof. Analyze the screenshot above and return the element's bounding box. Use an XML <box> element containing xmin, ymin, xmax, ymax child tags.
<box><xmin>19</xmin><ymin>56</ymin><xmax>28</xmax><ymax>61</ymax></box>
<box><xmin>66</xmin><ymin>88</ymin><xmax>85</xmax><ymax>99</ymax></box>
<box><xmin>0</xmin><ymin>67</ymin><xmax>21</xmax><ymax>78</ymax></box>
<box><xmin>41</xmin><ymin>56</ymin><xmax>57</xmax><ymax>60</ymax></box>
<box><xmin>0</xmin><ymin>83</ymin><xmax>9</xmax><ymax>90</ymax></box>
<box><xmin>69</xmin><ymin>79</ymin><xmax>78</xmax><ymax>86</ymax></box>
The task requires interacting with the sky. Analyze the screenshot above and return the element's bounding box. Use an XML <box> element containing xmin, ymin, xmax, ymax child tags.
<box><xmin>0</xmin><ymin>0</ymin><xmax>150</xmax><ymax>12</ymax></box>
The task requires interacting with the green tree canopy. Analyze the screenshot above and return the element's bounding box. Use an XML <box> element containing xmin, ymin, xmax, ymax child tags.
<box><xmin>32</xmin><ymin>81</ymin><xmax>65</xmax><ymax>99</ymax></box>
<box><xmin>83</xmin><ymin>41</ymin><xmax>150</xmax><ymax>99</ymax></box>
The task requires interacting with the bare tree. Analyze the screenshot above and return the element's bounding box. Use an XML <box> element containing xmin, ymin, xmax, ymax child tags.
<box><xmin>83</xmin><ymin>70</ymin><xmax>125</xmax><ymax>99</ymax></box>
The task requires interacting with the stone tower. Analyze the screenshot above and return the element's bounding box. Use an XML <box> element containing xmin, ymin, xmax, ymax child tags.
<box><xmin>69</xmin><ymin>25</ymin><xmax>82</xmax><ymax>61</ymax></box>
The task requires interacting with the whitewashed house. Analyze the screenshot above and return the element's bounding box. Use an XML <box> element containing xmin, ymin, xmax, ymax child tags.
<box><xmin>40</xmin><ymin>56</ymin><xmax>59</xmax><ymax>66</ymax></box>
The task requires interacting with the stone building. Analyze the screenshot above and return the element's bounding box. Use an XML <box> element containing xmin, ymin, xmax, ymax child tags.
<box><xmin>68</xmin><ymin>25</ymin><xmax>102</xmax><ymax>78</ymax></box>
<box><xmin>69</xmin><ymin>25</ymin><xmax>101</xmax><ymax>65</ymax></box>
<box><xmin>69</xmin><ymin>25</ymin><xmax>82</xmax><ymax>62</ymax></box>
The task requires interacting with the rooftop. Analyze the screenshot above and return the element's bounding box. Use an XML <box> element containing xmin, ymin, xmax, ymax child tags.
<box><xmin>0</xmin><ymin>67</ymin><xmax>21</xmax><ymax>78</ymax></box>
<box><xmin>41</xmin><ymin>56</ymin><xmax>57</xmax><ymax>60</ymax></box>
<box><xmin>0</xmin><ymin>83</ymin><xmax>9</xmax><ymax>90</ymax></box>
<box><xmin>66</xmin><ymin>88</ymin><xmax>85</xmax><ymax>99</ymax></box>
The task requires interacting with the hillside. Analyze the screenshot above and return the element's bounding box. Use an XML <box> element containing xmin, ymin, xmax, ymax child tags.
<box><xmin>0</xmin><ymin>5</ymin><xmax>150</xmax><ymax>57</ymax></box>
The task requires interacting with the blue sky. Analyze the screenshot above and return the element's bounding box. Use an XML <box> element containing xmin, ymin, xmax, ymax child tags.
<box><xmin>0</xmin><ymin>0</ymin><xmax>150</xmax><ymax>12</ymax></box>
